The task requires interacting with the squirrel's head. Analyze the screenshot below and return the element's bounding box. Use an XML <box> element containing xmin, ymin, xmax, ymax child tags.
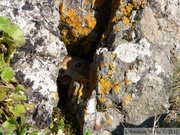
<box><xmin>58</xmin><ymin>55</ymin><xmax>89</xmax><ymax>87</ymax></box>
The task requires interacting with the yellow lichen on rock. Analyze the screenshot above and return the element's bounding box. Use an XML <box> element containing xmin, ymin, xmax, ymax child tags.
<box><xmin>114</xmin><ymin>25</ymin><xmax>121</xmax><ymax>33</ymax></box>
<box><xmin>120</xmin><ymin>3</ymin><xmax>133</xmax><ymax>16</ymax></box>
<box><xmin>59</xmin><ymin>3</ymin><xmax>96</xmax><ymax>45</ymax></box>
<box><xmin>108</xmin><ymin>62</ymin><xmax>114</xmax><ymax>79</ymax></box>
<box><xmin>84</xmin><ymin>13</ymin><xmax>96</xmax><ymax>29</ymax></box>
<box><xmin>122</xmin><ymin>16</ymin><xmax>131</xmax><ymax>25</ymax></box>
<box><xmin>122</xmin><ymin>93</ymin><xmax>132</xmax><ymax>107</ymax></box>
<box><xmin>113</xmin><ymin>84</ymin><xmax>120</xmax><ymax>93</ymax></box>
<box><xmin>122</xmin><ymin>78</ymin><xmax>131</xmax><ymax>86</ymax></box>
<box><xmin>118</xmin><ymin>0</ymin><xmax>146</xmax><ymax>26</ymax></box>
<box><xmin>109</xmin><ymin>62</ymin><xmax>114</xmax><ymax>70</ymax></box>
<box><xmin>99</xmin><ymin>76</ymin><xmax>112</xmax><ymax>93</ymax></box>
<box><xmin>98</xmin><ymin>75</ymin><xmax>120</xmax><ymax>103</ymax></box>
<box><xmin>108</xmin><ymin>70</ymin><xmax>113</xmax><ymax>79</ymax></box>
<box><xmin>105</xmin><ymin>117</ymin><xmax>112</xmax><ymax>125</ymax></box>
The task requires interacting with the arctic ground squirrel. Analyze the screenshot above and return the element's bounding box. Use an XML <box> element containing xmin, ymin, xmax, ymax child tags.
<box><xmin>57</xmin><ymin>55</ymin><xmax>89</xmax><ymax>108</ymax></box>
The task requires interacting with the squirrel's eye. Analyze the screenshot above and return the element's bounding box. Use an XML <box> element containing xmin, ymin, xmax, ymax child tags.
<box><xmin>75</xmin><ymin>62</ymin><xmax>82</xmax><ymax>68</ymax></box>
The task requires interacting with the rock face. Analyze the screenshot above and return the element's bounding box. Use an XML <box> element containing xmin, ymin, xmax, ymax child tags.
<box><xmin>59</xmin><ymin>0</ymin><xmax>179</xmax><ymax>134</ymax></box>
<box><xmin>0</xmin><ymin>0</ymin><xmax>66</xmax><ymax>129</ymax></box>
<box><xmin>1</xmin><ymin>0</ymin><xmax>179</xmax><ymax>134</ymax></box>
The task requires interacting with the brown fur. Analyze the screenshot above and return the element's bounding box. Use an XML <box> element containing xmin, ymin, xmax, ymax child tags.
<box><xmin>59</xmin><ymin>55</ymin><xmax>89</xmax><ymax>78</ymax></box>
<box><xmin>57</xmin><ymin>55</ymin><xmax>89</xmax><ymax>108</ymax></box>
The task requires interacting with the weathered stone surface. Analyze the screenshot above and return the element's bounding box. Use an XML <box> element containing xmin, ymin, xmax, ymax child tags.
<box><xmin>1</xmin><ymin>0</ymin><xmax>179</xmax><ymax>134</ymax></box>
<box><xmin>64</xmin><ymin>0</ymin><xmax>179</xmax><ymax>134</ymax></box>
<box><xmin>83</xmin><ymin>0</ymin><xmax>179</xmax><ymax>134</ymax></box>
<box><xmin>0</xmin><ymin>0</ymin><xmax>66</xmax><ymax>129</ymax></box>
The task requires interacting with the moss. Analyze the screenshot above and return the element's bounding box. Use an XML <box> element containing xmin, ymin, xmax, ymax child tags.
<box><xmin>51</xmin><ymin>107</ymin><xmax>80</xmax><ymax>135</ymax></box>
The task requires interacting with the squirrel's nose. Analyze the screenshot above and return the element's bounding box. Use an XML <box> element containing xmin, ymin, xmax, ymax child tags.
<box><xmin>59</xmin><ymin>68</ymin><xmax>65</xmax><ymax>75</ymax></box>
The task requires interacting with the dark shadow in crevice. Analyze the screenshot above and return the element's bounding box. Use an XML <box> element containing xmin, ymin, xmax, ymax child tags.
<box><xmin>56</xmin><ymin>75</ymin><xmax>68</xmax><ymax>108</ymax></box>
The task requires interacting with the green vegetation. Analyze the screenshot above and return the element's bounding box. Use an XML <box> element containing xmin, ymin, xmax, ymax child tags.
<box><xmin>49</xmin><ymin>107</ymin><xmax>80</xmax><ymax>135</ymax></box>
<box><xmin>0</xmin><ymin>16</ymin><xmax>37</xmax><ymax>135</ymax></box>
<box><xmin>84</xmin><ymin>127</ymin><xmax>92</xmax><ymax>135</ymax></box>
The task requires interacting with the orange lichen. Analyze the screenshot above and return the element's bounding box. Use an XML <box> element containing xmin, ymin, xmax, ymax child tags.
<box><xmin>99</xmin><ymin>75</ymin><xmax>112</xmax><ymax>93</ymax></box>
<box><xmin>112</xmin><ymin>16</ymin><xmax>122</xmax><ymax>23</ymax></box>
<box><xmin>105</xmin><ymin>101</ymin><xmax>113</xmax><ymax>108</ymax></box>
<box><xmin>84</xmin><ymin>13</ymin><xmax>96</xmax><ymax>29</ymax></box>
<box><xmin>122</xmin><ymin>17</ymin><xmax>131</xmax><ymax>25</ymax></box>
<box><xmin>109</xmin><ymin>62</ymin><xmax>114</xmax><ymax>70</ymax></box>
<box><xmin>117</xmin><ymin>69</ymin><xmax>121</xmax><ymax>72</ymax></box>
<box><xmin>106</xmin><ymin>117</ymin><xmax>112</xmax><ymax>125</ymax></box>
<box><xmin>117</xmin><ymin>0</ymin><xmax>146</xmax><ymax>26</ymax></box>
<box><xmin>140</xmin><ymin>1</ymin><xmax>146</xmax><ymax>8</ymax></box>
<box><xmin>66</xmin><ymin>9</ymin><xmax>75</xmax><ymax>17</ymax></box>
<box><xmin>114</xmin><ymin>25</ymin><xmax>120</xmax><ymax>33</ymax></box>
<box><xmin>98</xmin><ymin>76</ymin><xmax>120</xmax><ymax>103</ymax></box>
<box><xmin>119</xmin><ymin>3</ymin><xmax>133</xmax><ymax>16</ymax></box>
<box><xmin>122</xmin><ymin>93</ymin><xmax>132</xmax><ymax>107</ymax></box>
<box><xmin>122</xmin><ymin>78</ymin><xmax>131</xmax><ymax>86</ymax></box>
<box><xmin>108</xmin><ymin>62</ymin><xmax>114</xmax><ymax>79</ymax></box>
<box><xmin>113</xmin><ymin>85</ymin><xmax>120</xmax><ymax>93</ymax></box>
<box><xmin>60</xmin><ymin>3</ymin><xmax>66</xmax><ymax>13</ymax></box>
<box><xmin>59</xmin><ymin>3</ymin><xmax>97</xmax><ymax>45</ymax></box>
<box><xmin>108</xmin><ymin>70</ymin><xmax>113</xmax><ymax>79</ymax></box>
<box><xmin>99</xmin><ymin>96</ymin><xmax>106</xmax><ymax>103</ymax></box>
<box><xmin>119</xmin><ymin>0</ymin><xmax>123</xmax><ymax>6</ymax></box>
<box><xmin>110</xmin><ymin>52</ymin><xmax>116</xmax><ymax>58</ymax></box>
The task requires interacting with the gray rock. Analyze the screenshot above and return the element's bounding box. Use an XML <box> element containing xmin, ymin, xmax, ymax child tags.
<box><xmin>83</xmin><ymin>0</ymin><xmax>179</xmax><ymax>134</ymax></box>
<box><xmin>1</xmin><ymin>0</ymin><xmax>179</xmax><ymax>134</ymax></box>
<box><xmin>0</xmin><ymin>0</ymin><xmax>66</xmax><ymax>129</ymax></box>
